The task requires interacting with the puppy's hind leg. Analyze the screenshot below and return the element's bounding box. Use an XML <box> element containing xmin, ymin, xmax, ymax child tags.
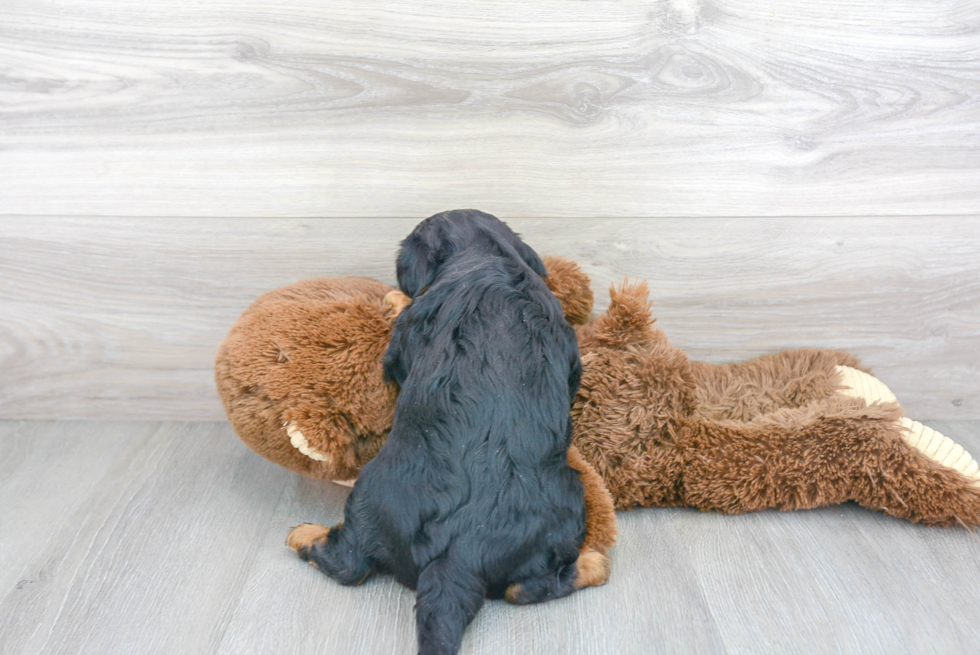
<box><xmin>505</xmin><ymin>549</ymin><xmax>610</xmax><ymax>605</ymax></box>
<box><xmin>286</xmin><ymin>523</ymin><xmax>373</xmax><ymax>586</ymax></box>
<box><xmin>415</xmin><ymin>558</ymin><xmax>486</xmax><ymax>655</ymax></box>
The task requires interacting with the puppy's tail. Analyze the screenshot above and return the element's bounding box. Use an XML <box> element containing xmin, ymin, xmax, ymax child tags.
<box><xmin>415</xmin><ymin>557</ymin><xmax>485</xmax><ymax>655</ymax></box>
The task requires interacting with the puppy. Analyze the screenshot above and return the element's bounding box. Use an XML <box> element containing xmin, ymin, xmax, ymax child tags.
<box><xmin>287</xmin><ymin>210</ymin><xmax>594</xmax><ymax>655</ymax></box>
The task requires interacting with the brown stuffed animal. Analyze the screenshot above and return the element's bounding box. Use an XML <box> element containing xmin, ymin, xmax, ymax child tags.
<box><xmin>215</xmin><ymin>264</ymin><xmax>617</xmax><ymax>565</ymax></box>
<box><xmin>216</xmin><ymin>257</ymin><xmax>980</xmax><ymax>532</ymax></box>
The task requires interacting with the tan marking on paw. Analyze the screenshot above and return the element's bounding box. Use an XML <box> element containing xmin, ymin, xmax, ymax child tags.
<box><xmin>574</xmin><ymin>549</ymin><xmax>610</xmax><ymax>589</ymax></box>
<box><xmin>504</xmin><ymin>583</ymin><xmax>522</xmax><ymax>604</ymax></box>
<box><xmin>383</xmin><ymin>290</ymin><xmax>412</xmax><ymax>316</ymax></box>
<box><xmin>286</xmin><ymin>423</ymin><xmax>329</xmax><ymax>462</ymax></box>
<box><xmin>286</xmin><ymin>524</ymin><xmax>330</xmax><ymax>551</ymax></box>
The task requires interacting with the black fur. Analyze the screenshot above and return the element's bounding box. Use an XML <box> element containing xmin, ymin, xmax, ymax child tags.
<box><xmin>394</xmin><ymin>209</ymin><xmax>548</xmax><ymax>298</ymax></box>
<box><xmin>299</xmin><ymin>210</ymin><xmax>586</xmax><ymax>655</ymax></box>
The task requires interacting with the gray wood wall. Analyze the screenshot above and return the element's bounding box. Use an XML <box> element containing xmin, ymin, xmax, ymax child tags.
<box><xmin>1</xmin><ymin>1</ymin><xmax>978</xmax><ymax>420</ymax></box>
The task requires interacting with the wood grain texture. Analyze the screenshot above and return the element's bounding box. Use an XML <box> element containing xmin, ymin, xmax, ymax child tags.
<box><xmin>0</xmin><ymin>421</ymin><xmax>161</xmax><ymax>602</ymax></box>
<box><xmin>0</xmin><ymin>421</ymin><xmax>290</xmax><ymax>655</ymax></box>
<box><xmin>2</xmin><ymin>216</ymin><xmax>977</xmax><ymax>420</ymax></box>
<box><xmin>219</xmin><ymin>477</ymin><xmax>725</xmax><ymax>655</ymax></box>
<box><xmin>2</xmin><ymin>420</ymin><xmax>980</xmax><ymax>654</ymax></box>
<box><xmin>673</xmin><ymin>420</ymin><xmax>980</xmax><ymax>655</ymax></box>
<box><xmin>1</xmin><ymin>0</ymin><xmax>979</xmax><ymax>217</ymax></box>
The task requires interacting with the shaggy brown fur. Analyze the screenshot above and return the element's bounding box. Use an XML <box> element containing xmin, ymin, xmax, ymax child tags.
<box><xmin>216</xmin><ymin>259</ymin><xmax>980</xmax><ymax>529</ymax></box>
<box><xmin>567</xmin><ymin>445</ymin><xmax>618</xmax><ymax>557</ymax></box>
<box><xmin>215</xmin><ymin>277</ymin><xmax>397</xmax><ymax>482</ymax></box>
<box><xmin>217</xmin><ymin>263</ymin><xmax>618</xmax><ymax>563</ymax></box>
<box><xmin>572</xmin><ymin>281</ymin><xmax>980</xmax><ymax>527</ymax></box>
<box><xmin>543</xmin><ymin>256</ymin><xmax>595</xmax><ymax>326</ymax></box>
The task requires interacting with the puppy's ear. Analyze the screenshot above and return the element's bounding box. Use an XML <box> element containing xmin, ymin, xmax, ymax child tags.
<box><xmin>396</xmin><ymin>233</ymin><xmax>450</xmax><ymax>297</ymax></box>
<box><xmin>466</xmin><ymin>210</ymin><xmax>547</xmax><ymax>277</ymax></box>
<box><xmin>510</xmin><ymin>237</ymin><xmax>549</xmax><ymax>278</ymax></box>
<box><xmin>383</xmin><ymin>314</ymin><xmax>411</xmax><ymax>386</ymax></box>
<box><xmin>564</xmin><ymin>325</ymin><xmax>583</xmax><ymax>402</ymax></box>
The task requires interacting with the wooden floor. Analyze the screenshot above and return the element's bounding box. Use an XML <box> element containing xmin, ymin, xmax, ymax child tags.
<box><xmin>3</xmin><ymin>419</ymin><xmax>980</xmax><ymax>655</ymax></box>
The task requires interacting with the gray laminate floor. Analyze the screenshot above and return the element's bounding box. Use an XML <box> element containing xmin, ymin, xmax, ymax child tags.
<box><xmin>2</xmin><ymin>420</ymin><xmax>980</xmax><ymax>655</ymax></box>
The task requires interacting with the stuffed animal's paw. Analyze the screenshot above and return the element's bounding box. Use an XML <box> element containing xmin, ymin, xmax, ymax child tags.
<box><xmin>286</xmin><ymin>423</ymin><xmax>329</xmax><ymax>461</ymax></box>
<box><xmin>897</xmin><ymin>417</ymin><xmax>980</xmax><ymax>482</ymax></box>
<box><xmin>837</xmin><ymin>366</ymin><xmax>980</xmax><ymax>482</ymax></box>
<box><xmin>284</xmin><ymin>423</ymin><xmax>357</xmax><ymax>487</ymax></box>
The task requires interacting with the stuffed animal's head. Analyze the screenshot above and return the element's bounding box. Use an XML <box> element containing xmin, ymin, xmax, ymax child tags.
<box><xmin>215</xmin><ymin>257</ymin><xmax>593</xmax><ymax>484</ymax></box>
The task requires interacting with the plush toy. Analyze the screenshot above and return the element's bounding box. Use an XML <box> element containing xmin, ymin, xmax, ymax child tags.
<box><xmin>216</xmin><ymin>257</ymin><xmax>980</xmax><ymax>533</ymax></box>
<box><xmin>215</xmin><ymin>264</ymin><xmax>617</xmax><ymax>563</ymax></box>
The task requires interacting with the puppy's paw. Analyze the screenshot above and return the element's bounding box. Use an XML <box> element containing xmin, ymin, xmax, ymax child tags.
<box><xmin>286</xmin><ymin>523</ymin><xmax>330</xmax><ymax>563</ymax></box>
<box><xmin>504</xmin><ymin>582</ymin><xmax>525</xmax><ymax>604</ymax></box>
<box><xmin>573</xmin><ymin>549</ymin><xmax>610</xmax><ymax>589</ymax></box>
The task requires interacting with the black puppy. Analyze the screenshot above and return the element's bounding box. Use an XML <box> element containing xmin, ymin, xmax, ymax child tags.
<box><xmin>287</xmin><ymin>210</ymin><xmax>590</xmax><ymax>655</ymax></box>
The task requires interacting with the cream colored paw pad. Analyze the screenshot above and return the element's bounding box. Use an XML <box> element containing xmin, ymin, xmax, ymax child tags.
<box><xmin>898</xmin><ymin>417</ymin><xmax>980</xmax><ymax>481</ymax></box>
<box><xmin>836</xmin><ymin>365</ymin><xmax>898</xmax><ymax>405</ymax></box>
<box><xmin>836</xmin><ymin>366</ymin><xmax>980</xmax><ymax>482</ymax></box>
<box><xmin>284</xmin><ymin>423</ymin><xmax>357</xmax><ymax>487</ymax></box>
<box><xmin>286</xmin><ymin>423</ymin><xmax>329</xmax><ymax>461</ymax></box>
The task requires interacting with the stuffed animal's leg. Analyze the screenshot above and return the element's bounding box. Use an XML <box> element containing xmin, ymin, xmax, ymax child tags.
<box><xmin>830</xmin><ymin>410</ymin><xmax>980</xmax><ymax>528</ymax></box>
<box><xmin>837</xmin><ymin>366</ymin><xmax>980</xmax><ymax>481</ymax></box>
<box><xmin>689</xmin><ymin>349</ymin><xmax>865</xmax><ymax>422</ymax></box>
<box><xmin>286</xmin><ymin>522</ymin><xmax>373</xmax><ymax>585</ymax></box>
<box><xmin>681</xmin><ymin>399</ymin><xmax>980</xmax><ymax>527</ymax></box>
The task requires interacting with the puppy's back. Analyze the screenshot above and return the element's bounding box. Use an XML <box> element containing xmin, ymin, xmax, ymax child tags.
<box><xmin>377</xmin><ymin>212</ymin><xmax>586</xmax><ymax>655</ymax></box>
<box><xmin>388</xmin><ymin>246</ymin><xmax>578</xmax><ymax>465</ymax></box>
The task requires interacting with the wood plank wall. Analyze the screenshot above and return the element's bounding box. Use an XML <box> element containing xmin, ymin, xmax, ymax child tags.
<box><xmin>1</xmin><ymin>217</ymin><xmax>977</xmax><ymax>420</ymax></box>
<box><xmin>1</xmin><ymin>1</ymin><xmax>978</xmax><ymax>420</ymax></box>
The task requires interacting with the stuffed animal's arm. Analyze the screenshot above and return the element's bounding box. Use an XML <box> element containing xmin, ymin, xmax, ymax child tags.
<box><xmin>542</xmin><ymin>256</ymin><xmax>594</xmax><ymax>325</ymax></box>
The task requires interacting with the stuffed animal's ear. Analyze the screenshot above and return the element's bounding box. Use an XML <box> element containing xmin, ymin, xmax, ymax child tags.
<box><xmin>383</xmin><ymin>290</ymin><xmax>412</xmax><ymax>316</ymax></box>
<box><xmin>588</xmin><ymin>280</ymin><xmax>657</xmax><ymax>348</ymax></box>
<box><xmin>543</xmin><ymin>256</ymin><xmax>594</xmax><ymax>325</ymax></box>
